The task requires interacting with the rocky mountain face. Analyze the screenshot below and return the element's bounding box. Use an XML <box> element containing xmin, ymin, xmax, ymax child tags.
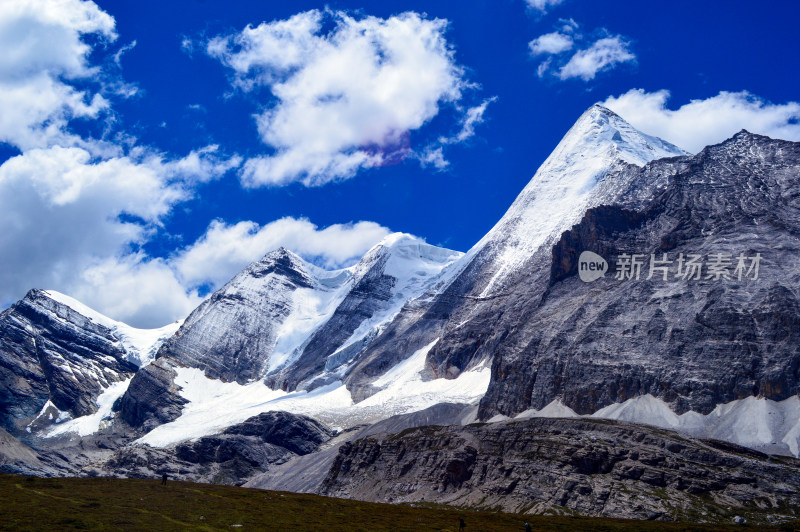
<box><xmin>1</xmin><ymin>104</ymin><xmax>799</xmax><ymax>524</ymax></box>
<box><xmin>342</xmin><ymin>105</ymin><xmax>688</xmax><ymax>400</ymax></box>
<box><xmin>477</xmin><ymin>131</ymin><xmax>800</xmax><ymax>421</ymax></box>
<box><xmin>318</xmin><ymin>416</ymin><xmax>800</xmax><ymax>524</ymax></box>
<box><xmin>0</xmin><ymin>288</ymin><xmax>179</xmax><ymax>437</ymax></box>
<box><xmin>118</xmin><ymin>234</ymin><xmax>462</xmax><ymax>430</ymax></box>
<box><xmin>0</xmin><ymin>290</ymin><xmax>138</xmax><ymax>433</ymax></box>
<box><xmin>102</xmin><ymin>411</ymin><xmax>333</xmax><ymax>486</ymax></box>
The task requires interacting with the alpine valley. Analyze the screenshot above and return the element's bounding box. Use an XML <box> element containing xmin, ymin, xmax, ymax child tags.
<box><xmin>2</xmin><ymin>105</ymin><xmax>800</xmax><ymax>524</ymax></box>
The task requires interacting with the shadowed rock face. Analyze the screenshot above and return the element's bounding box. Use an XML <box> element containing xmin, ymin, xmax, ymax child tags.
<box><xmin>153</xmin><ymin>249</ymin><xmax>318</xmax><ymax>385</ymax></box>
<box><xmin>477</xmin><ymin>132</ymin><xmax>800</xmax><ymax>418</ymax></box>
<box><xmin>102</xmin><ymin>411</ymin><xmax>334</xmax><ymax>486</ymax></box>
<box><xmin>0</xmin><ymin>290</ymin><xmax>137</xmax><ymax>432</ymax></box>
<box><xmin>318</xmin><ymin>417</ymin><xmax>800</xmax><ymax>523</ymax></box>
<box><xmin>115</xmin><ymin>358</ymin><xmax>186</xmax><ymax>431</ymax></box>
<box><xmin>219</xmin><ymin>410</ymin><xmax>333</xmax><ymax>455</ymax></box>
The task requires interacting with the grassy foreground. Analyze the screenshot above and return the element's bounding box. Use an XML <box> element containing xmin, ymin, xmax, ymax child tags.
<box><xmin>0</xmin><ymin>474</ymin><xmax>797</xmax><ymax>531</ymax></box>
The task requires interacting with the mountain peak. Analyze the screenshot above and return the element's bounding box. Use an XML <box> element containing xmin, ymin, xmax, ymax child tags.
<box><xmin>360</xmin><ymin>232</ymin><xmax>462</xmax><ymax>270</ymax></box>
<box><xmin>467</xmin><ymin>105</ymin><xmax>687</xmax><ymax>296</ymax></box>
<box><xmin>563</xmin><ymin>103</ymin><xmax>687</xmax><ymax>167</ymax></box>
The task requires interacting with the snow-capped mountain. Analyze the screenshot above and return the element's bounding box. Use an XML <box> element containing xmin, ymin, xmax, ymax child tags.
<box><xmin>472</xmin><ymin>104</ymin><xmax>687</xmax><ymax>296</ymax></box>
<box><xmin>0</xmin><ymin>289</ymin><xmax>179</xmax><ymax>433</ymax></box>
<box><xmin>343</xmin><ymin>105</ymin><xmax>686</xmax><ymax>397</ymax></box>
<box><xmin>2</xmin><ymin>102</ymin><xmax>800</xmax><ymax>507</ymax></box>
<box><xmin>116</xmin><ymin>232</ymin><xmax>465</xmax><ymax>433</ymax></box>
<box><xmin>475</xmin><ymin>129</ymin><xmax>800</xmax><ymax>434</ymax></box>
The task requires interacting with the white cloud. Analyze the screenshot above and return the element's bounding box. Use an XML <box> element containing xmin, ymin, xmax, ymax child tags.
<box><xmin>0</xmin><ymin>2</ymin><xmax>420</xmax><ymax>329</ymax></box>
<box><xmin>0</xmin><ymin>0</ymin><xmax>248</xmax><ymax>327</ymax></box>
<box><xmin>558</xmin><ymin>36</ymin><xmax>634</xmax><ymax>81</ymax></box>
<box><xmin>525</xmin><ymin>0</ymin><xmax>564</xmax><ymax>13</ymax></box>
<box><xmin>603</xmin><ymin>89</ymin><xmax>800</xmax><ymax>153</ymax></box>
<box><xmin>417</xmin><ymin>147</ymin><xmax>449</xmax><ymax>170</ymax></box>
<box><xmin>173</xmin><ymin>218</ymin><xmax>392</xmax><ymax>289</ymax></box>
<box><xmin>207</xmin><ymin>10</ymin><xmax>470</xmax><ymax>187</ymax></box>
<box><xmin>530</xmin><ymin>21</ymin><xmax>634</xmax><ymax>83</ymax></box>
<box><xmin>71</xmin><ymin>255</ymin><xmax>203</xmax><ymax>328</ymax></box>
<box><xmin>529</xmin><ymin>32</ymin><xmax>573</xmax><ymax>55</ymax></box>
<box><xmin>0</xmin><ymin>145</ymin><xmax>236</xmax><ymax>327</ymax></box>
<box><xmin>440</xmin><ymin>97</ymin><xmax>497</xmax><ymax>145</ymax></box>
<box><xmin>113</xmin><ymin>40</ymin><xmax>137</xmax><ymax>67</ymax></box>
<box><xmin>0</xmin><ymin>0</ymin><xmax>116</xmax><ymax>150</ymax></box>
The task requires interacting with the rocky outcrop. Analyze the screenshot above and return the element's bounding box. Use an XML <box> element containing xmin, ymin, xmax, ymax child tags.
<box><xmin>478</xmin><ymin>131</ymin><xmax>800</xmax><ymax>418</ymax></box>
<box><xmin>153</xmin><ymin>249</ymin><xmax>321</xmax><ymax>384</ymax></box>
<box><xmin>319</xmin><ymin>417</ymin><xmax>800</xmax><ymax>524</ymax></box>
<box><xmin>104</xmin><ymin>411</ymin><xmax>333</xmax><ymax>486</ymax></box>
<box><xmin>116</xmin><ymin>359</ymin><xmax>186</xmax><ymax>430</ymax></box>
<box><xmin>245</xmin><ymin>403</ymin><xmax>474</xmax><ymax>492</ymax></box>
<box><xmin>216</xmin><ymin>411</ymin><xmax>333</xmax><ymax>455</ymax></box>
<box><xmin>0</xmin><ymin>290</ymin><xmax>137</xmax><ymax>432</ymax></box>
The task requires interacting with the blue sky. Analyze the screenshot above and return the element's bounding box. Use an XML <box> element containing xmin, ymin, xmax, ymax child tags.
<box><xmin>1</xmin><ymin>0</ymin><xmax>799</xmax><ymax>326</ymax></box>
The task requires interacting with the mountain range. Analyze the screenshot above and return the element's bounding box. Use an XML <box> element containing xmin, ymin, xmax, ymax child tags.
<box><xmin>2</xmin><ymin>104</ymin><xmax>799</xmax><ymax>523</ymax></box>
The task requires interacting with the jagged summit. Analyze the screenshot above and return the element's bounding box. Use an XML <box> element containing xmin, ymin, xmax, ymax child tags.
<box><xmin>463</xmin><ymin>103</ymin><xmax>688</xmax><ymax>295</ymax></box>
<box><xmin>34</xmin><ymin>289</ymin><xmax>180</xmax><ymax>367</ymax></box>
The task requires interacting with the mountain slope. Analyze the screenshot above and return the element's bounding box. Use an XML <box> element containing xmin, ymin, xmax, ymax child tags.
<box><xmin>0</xmin><ymin>289</ymin><xmax>178</xmax><ymax>434</ymax></box>
<box><xmin>118</xmin><ymin>234</ymin><xmax>464</xmax><ymax>435</ymax></box>
<box><xmin>343</xmin><ymin>105</ymin><xmax>687</xmax><ymax>399</ymax></box>
<box><xmin>477</xmin><ymin>131</ymin><xmax>800</xmax><ymax>434</ymax></box>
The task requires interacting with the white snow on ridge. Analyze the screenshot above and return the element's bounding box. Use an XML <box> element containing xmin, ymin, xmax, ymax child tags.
<box><xmin>46</xmin><ymin>378</ymin><xmax>133</xmax><ymax>438</ymax></box>
<box><xmin>325</xmin><ymin>236</ymin><xmax>463</xmax><ymax>364</ymax></box>
<box><xmin>265</xmin><ymin>268</ymin><xmax>355</xmax><ymax>373</ymax></box>
<box><xmin>235</xmin><ymin>234</ymin><xmax>462</xmax><ymax>376</ymax></box>
<box><xmin>459</xmin><ymin>105</ymin><xmax>687</xmax><ymax>297</ymax></box>
<box><xmin>136</xmin><ymin>338</ymin><xmax>491</xmax><ymax>447</ymax></box>
<box><xmin>511</xmin><ymin>394</ymin><xmax>800</xmax><ymax>458</ymax></box>
<box><xmin>43</xmin><ymin>290</ymin><xmax>181</xmax><ymax>367</ymax></box>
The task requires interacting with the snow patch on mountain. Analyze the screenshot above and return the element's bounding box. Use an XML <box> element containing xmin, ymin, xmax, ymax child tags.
<box><xmin>326</xmin><ymin>237</ymin><xmax>463</xmax><ymax>364</ymax></box>
<box><xmin>43</xmin><ymin>290</ymin><xmax>181</xmax><ymax>367</ymax></box>
<box><xmin>136</xmin><ymin>338</ymin><xmax>490</xmax><ymax>447</ymax></box>
<box><xmin>507</xmin><ymin>394</ymin><xmax>800</xmax><ymax>457</ymax></box>
<box><xmin>515</xmin><ymin>399</ymin><xmax>579</xmax><ymax>419</ymax></box>
<box><xmin>590</xmin><ymin>394</ymin><xmax>800</xmax><ymax>457</ymax></box>
<box><xmin>265</xmin><ymin>269</ymin><xmax>355</xmax><ymax>373</ymax></box>
<box><xmin>467</xmin><ymin>105</ymin><xmax>687</xmax><ymax>296</ymax></box>
<box><xmin>45</xmin><ymin>378</ymin><xmax>133</xmax><ymax>437</ymax></box>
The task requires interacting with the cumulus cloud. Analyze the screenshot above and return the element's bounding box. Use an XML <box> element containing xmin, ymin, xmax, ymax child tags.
<box><xmin>529</xmin><ymin>32</ymin><xmax>573</xmax><ymax>55</ymax></box>
<box><xmin>207</xmin><ymin>10</ymin><xmax>472</xmax><ymax>187</ymax></box>
<box><xmin>603</xmin><ymin>89</ymin><xmax>800</xmax><ymax>153</ymax></box>
<box><xmin>0</xmin><ymin>0</ymin><xmax>116</xmax><ymax>150</ymax></box>
<box><xmin>70</xmin><ymin>255</ymin><xmax>203</xmax><ymax>329</ymax></box>
<box><xmin>0</xmin><ymin>0</ymin><xmax>244</xmax><ymax>327</ymax></box>
<box><xmin>529</xmin><ymin>20</ymin><xmax>635</xmax><ymax>82</ymax></box>
<box><xmin>0</xmin><ymin>2</ymin><xmax>426</xmax><ymax>328</ymax></box>
<box><xmin>558</xmin><ymin>36</ymin><xmax>634</xmax><ymax>80</ymax></box>
<box><xmin>173</xmin><ymin>218</ymin><xmax>392</xmax><ymax>289</ymax></box>
<box><xmin>525</xmin><ymin>0</ymin><xmax>564</xmax><ymax>13</ymax></box>
<box><xmin>0</xmin><ymin>145</ymin><xmax>236</xmax><ymax>327</ymax></box>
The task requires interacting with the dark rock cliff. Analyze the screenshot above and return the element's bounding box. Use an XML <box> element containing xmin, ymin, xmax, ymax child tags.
<box><xmin>319</xmin><ymin>416</ymin><xmax>800</xmax><ymax>523</ymax></box>
<box><xmin>0</xmin><ymin>290</ymin><xmax>137</xmax><ymax>433</ymax></box>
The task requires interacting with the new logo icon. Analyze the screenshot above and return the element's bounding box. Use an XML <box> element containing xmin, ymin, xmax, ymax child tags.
<box><xmin>578</xmin><ymin>251</ymin><xmax>607</xmax><ymax>283</ymax></box>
